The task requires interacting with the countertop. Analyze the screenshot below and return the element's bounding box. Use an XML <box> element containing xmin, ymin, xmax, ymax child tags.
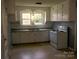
<box><xmin>12</xmin><ymin>29</ymin><xmax>53</xmax><ymax>32</ymax></box>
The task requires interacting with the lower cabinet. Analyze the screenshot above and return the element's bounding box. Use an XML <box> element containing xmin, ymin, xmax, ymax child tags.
<box><xmin>50</xmin><ymin>31</ymin><xmax>68</xmax><ymax>49</ymax></box>
<box><xmin>12</xmin><ymin>31</ymin><xmax>49</xmax><ymax>44</ymax></box>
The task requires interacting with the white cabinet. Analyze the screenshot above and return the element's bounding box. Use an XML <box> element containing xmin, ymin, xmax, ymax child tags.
<box><xmin>51</xmin><ymin>5</ymin><xmax>58</xmax><ymax>21</ymax></box>
<box><xmin>50</xmin><ymin>0</ymin><xmax>76</xmax><ymax>21</ymax></box>
<box><xmin>58</xmin><ymin>3</ymin><xmax>63</xmax><ymax>21</ymax></box>
<box><xmin>62</xmin><ymin>1</ymin><xmax>69</xmax><ymax>21</ymax></box>
<box><xmin>51</xmin><ymin>3</ymin><xmax>63</xmax><ymax>21</ymax></box>
<box><xmin>20</xmin><ymin>31</ymin><xmax>34</xmax><ymax>43</ymax></box>
<box><xmin>53</xmin><ymin>5</ymin><xmax>58</xmax><ymax>21</ymax></box>
<box><xmin>12</xmin><ymin>31</ymin><xmax>49</xmax><ymax>44</ymax></box>
<box><xmin>33</xmin><ymin>31</ymin><xmax>49</xmax><ymax>42</ymax></box>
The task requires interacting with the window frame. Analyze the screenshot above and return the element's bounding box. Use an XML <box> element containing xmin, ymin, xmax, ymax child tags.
<box><xmin>19</xmin><ymin>9</ymin><xmax>47</xmax><ymax>26</ymax></box>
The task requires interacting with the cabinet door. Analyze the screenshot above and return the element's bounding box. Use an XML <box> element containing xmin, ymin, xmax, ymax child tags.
<box><xmin>52</xmin><ymin>5</ymin><xmax>58</xmax><ymax>21</ymax></box>
<box><xmin>32</xmin><ymin>31</ymin><xmax>49</xmax><ymax>42</ymax></box>
<box><xmin>57</xmin><ymin>32</ymin><xmax>68</xmax><ymax>49</ymax></box>
<box><xmin>58</xmin><ymin>3</ymin><xmax>63</xmax><ymax>21</ymax></box>
<box><xmin>20</xmin><ymin>32</ymin><xmax>34</xmax><ymax>43</ymax></box>
<box><xmin>62</xmin><ymin>1</ymin><xmax>69</xmax><ymax>21</ymax></box>
<box><xmin>12</xmin><ymin>32</ymin><xmax>21</xmax><ymax>44</ymax></box>
<box><xmin>50</xmin><ymin>7</ymin><xmax>54</xmax><ymax>21</ymax></box>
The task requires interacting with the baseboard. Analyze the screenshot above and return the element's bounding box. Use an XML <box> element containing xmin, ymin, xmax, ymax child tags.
<box><xmin>12</xmin><ymin>41</ymin><xmax>50</xmax><ymax>46</ymax></box>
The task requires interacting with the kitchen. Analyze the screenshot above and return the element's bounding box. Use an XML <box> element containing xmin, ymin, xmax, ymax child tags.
<box><xmin>1</xmin><ymin>0</ymin><xmax>77</xmax><ymax>59</ymax></box>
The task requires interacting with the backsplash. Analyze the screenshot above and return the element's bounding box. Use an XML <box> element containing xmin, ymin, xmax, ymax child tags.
<box><xmin>51</xmin><ymin>21</ymin><xmax>74</xmax><ymax>30</ymax></box>
<box><xmin>11</xmin><ymin>21</ymin><xmax>53</xmax><ymax>29</ymax></box>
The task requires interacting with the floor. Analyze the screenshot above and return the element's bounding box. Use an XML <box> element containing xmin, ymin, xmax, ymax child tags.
<box><xmin>10</xmin><ymin>43</ymin><xmax>76</xmax><ymax>59</ymax></box>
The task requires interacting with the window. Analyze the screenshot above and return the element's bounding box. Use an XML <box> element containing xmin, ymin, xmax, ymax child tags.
<box><xmin>21</xmin><ymin>13</ymin><xmax>30</xmax><ymax>25</ymax></box>
<box><xmin>20</xmin><ymin>9</ymin><xmax>46</xmax><ymax>25</ymax></box>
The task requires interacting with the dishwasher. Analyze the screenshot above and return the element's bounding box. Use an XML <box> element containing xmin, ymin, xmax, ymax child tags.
<box><xmin>50</xmin><ymin>31</ymin><xmax>58</xmax><ymax>48</ymax></box>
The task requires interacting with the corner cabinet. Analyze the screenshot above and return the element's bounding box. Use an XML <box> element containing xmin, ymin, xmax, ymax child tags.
<box><xmin>50</xmin><ymin>0</ymin><xmax>76</xmax><ymax>21</ymax></box>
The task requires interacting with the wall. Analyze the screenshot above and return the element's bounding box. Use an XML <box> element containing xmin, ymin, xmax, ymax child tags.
<box><xmin>2</xmin><ymin>0</ymin><xmax>8</xmax><ymax>39</ymax></box>
<box><xmin>69</xmin><ymin>0</ymin><xmax>77</xmax><ymax>21</ymax></box>
<box><xmin>1</xmin><ymin>0</ymin><xmax>9</xmax><ymax>59</ymax></box>
<box><xmin>74</xmin><ymin>22</ymin><xmax>77</xmax><ymax>51</ymax></box>
<box><xmin>5</xmin><ymin>0</ymin><xmax>15</xmax><ymax>14</ymax></box>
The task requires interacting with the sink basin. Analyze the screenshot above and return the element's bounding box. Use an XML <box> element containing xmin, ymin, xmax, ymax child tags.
<box><xmin>39</xmin><ymin>29</ymin><xmax>49</xmax><ymax>31</ymax></box>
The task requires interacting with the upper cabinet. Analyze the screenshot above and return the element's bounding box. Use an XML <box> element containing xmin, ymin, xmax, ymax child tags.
<box><xmin>51</xmin><ymin>5</ymin><xmax>58</xmax><ymax>21</ymax></box>
<box><xmin>62</xmin><ymin>1</ymin><xmax>69</xmax><ymax>21</ymax></box>
<box><xmin>57</xmin><ymin>3</ymin><xmax>63</xmax><ymax>21</ymax></box>
<box><xmin>50</xmin><ymin>0</ymin><xmax>77</xmax><ymax>21</ymax></box>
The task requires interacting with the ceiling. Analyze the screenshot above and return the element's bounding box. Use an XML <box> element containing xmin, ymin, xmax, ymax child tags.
<box><xmin>15</xmin><ymin>0</ymin><xmax>63</xmax><ymax>7</ymax></box>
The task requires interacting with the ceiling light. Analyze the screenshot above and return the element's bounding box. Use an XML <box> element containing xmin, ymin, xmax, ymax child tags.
<box><xmin>35</xmin><ymin>2</ymin><xmax>42</xmax><ymax>5</ymax></box>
